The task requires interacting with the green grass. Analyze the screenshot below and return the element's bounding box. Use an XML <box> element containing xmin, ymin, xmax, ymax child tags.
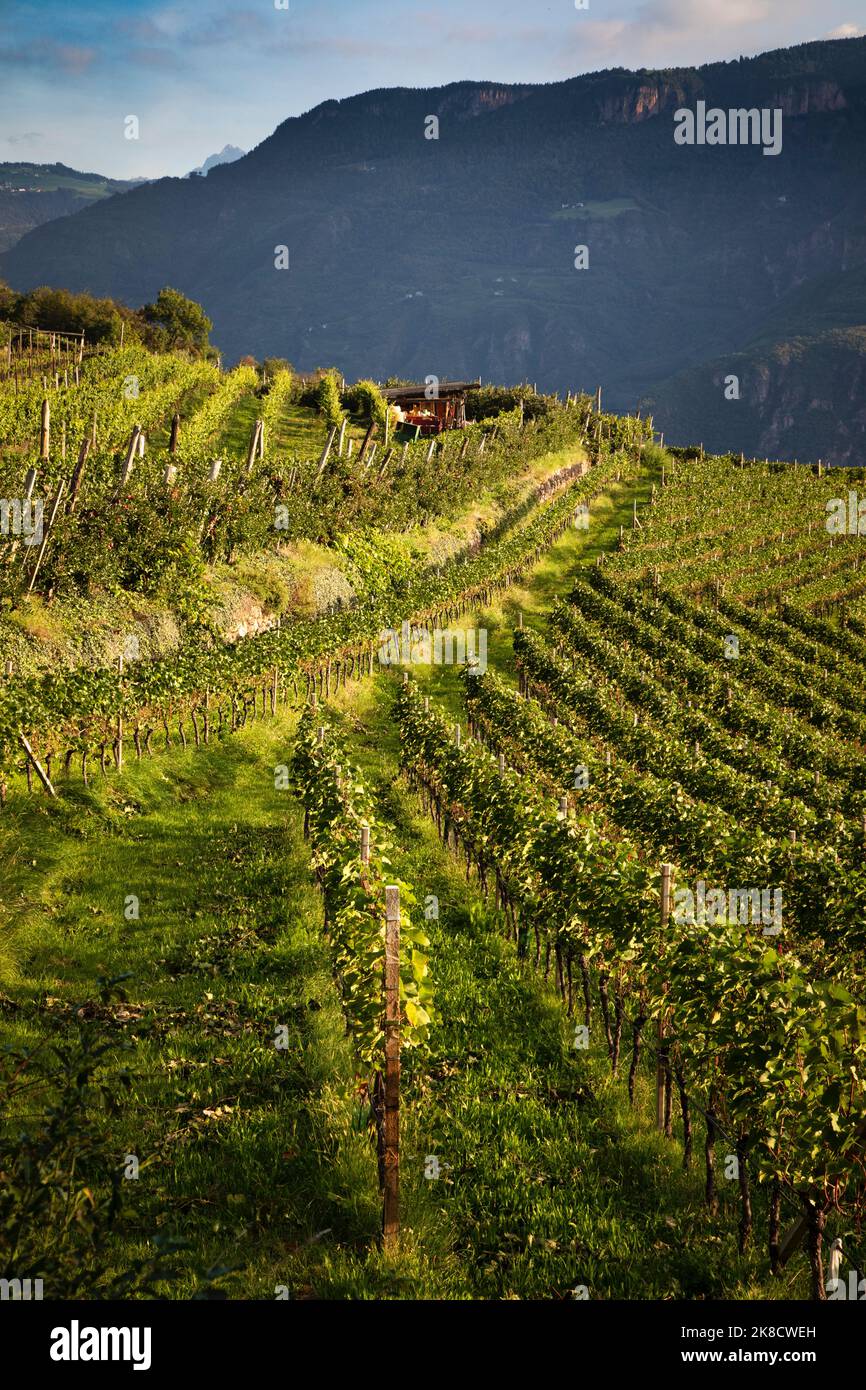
<box><xmin>0</xmin><ymin>450</ymin><xmax>810</xmax><ymax>1298</ymax></box>
<box><xmin>0</xmin><ymin>166</ymin><xmax>127</xmax><ymax>197</ymax></box>
<box><xmin>215</xmin><ymin>391</ymin><xmax>262</xmax><ymax>459</ymax></box>
<box><xmin>217</xmin><ymin>395</ymin><xmax>373</xmax><ymax>462</ymax></box>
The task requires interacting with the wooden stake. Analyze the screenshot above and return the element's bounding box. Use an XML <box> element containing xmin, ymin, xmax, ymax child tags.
<box><xmin>116</xmin><ymin>655</ymin><xmax>124</xmax><ymax>771</ymax></box>
<box><xmin>357</xmin><ymin>421</ymin><xmax>376</xmax><ymax>463</ymax></box>
<box><xmin>383</xmin><ymin>884</ymin><xmax>401</xmax><ymax>1251</ymax></box>
<box><xmin>169</xmin><ymin>413</ymin><xmax>180</xmax><ymax>453</ymax></box>
<box><xmin>315</xmin><ymin>426</ymin><xmax>338</xmax><ymax>479</ymax></box>
<box><xmin>39</xmin><ymin>398</ymin><xmax>50</xmax><ymax>459</ymax></box>
<box><xmin>656</xmin><ymin>864</ymin><xmax>673</xmax><ymax>1131</ymax></box>
<box><xmin>18</xmin><ymin>733</ymin><xmax>56</xmax><ymax>797</ymax></box>
<box><xmin>246</xmin><ymin>419</ymin><xmax>262</xmax><ymax>473</ymax></box>
<box><xmin>360</xmin><ymin>825</ymin><xmax>370</xmax><ymax>864</ymax></box>
<box><xmin>26</xmin><ymin>481</ymin><xmax>65</xmax><ymax>594</ymax></box>
<box><xmin>116</xmin><ymin>426</ymin><xmax>140</xmax><ymax>496</ymax></box>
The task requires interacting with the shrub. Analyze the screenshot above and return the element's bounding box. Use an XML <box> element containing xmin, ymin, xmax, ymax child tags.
<box><xmin>316</xmin><ymin>369</ymin><xmax>344</xmax><ymax>430</ymax></box>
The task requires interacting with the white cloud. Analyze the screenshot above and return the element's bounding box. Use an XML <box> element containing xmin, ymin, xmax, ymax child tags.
<box><xmin>550</xmin><ymin>0</ymin><xmax>824</xmax><ymax>74</ymax></box>
<box><xmin>825</xmin><ymin>22</ymin><xmax>865</xmax><ymax>37</ymax></box>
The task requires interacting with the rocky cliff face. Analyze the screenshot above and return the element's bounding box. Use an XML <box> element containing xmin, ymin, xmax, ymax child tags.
<box><xmin>646</xmin><ymin>328</ymin><xmax>866</xmax><ymax>466</ymax></box>
<box><xmin>597</xmin><ymin>81</ymin><xmax>686</xmax><ymax>124</ymax></box>
<box><xmin>771</xmin><ymin>81</ymin><xmax>848</xmax><ymax>116</ymax></box>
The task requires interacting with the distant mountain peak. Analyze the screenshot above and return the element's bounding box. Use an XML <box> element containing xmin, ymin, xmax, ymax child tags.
<box><xmin>188</xmin><ymin>145</ymin><xmax>246</xmax><ymax>178</ymax></box>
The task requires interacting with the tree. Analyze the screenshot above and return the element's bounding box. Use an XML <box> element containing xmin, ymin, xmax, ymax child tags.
<box><xmin>0</xmin><ymin>279</ymin><xmax>19</xmax><ymax>320</ymax></box>
<box><xmin>263</xmin><ymin>357</ymin><xmax>294</xmax><ymax>378</ymax></box>
<box><xmin>12</xmin><ymin>285</ymin><xmax>131</xmax><ymax>343</ymax></box>
<box><xmin>138</xmin><ymin>286</ymin><xmax>212</xmax><ymax>354</ymax></box>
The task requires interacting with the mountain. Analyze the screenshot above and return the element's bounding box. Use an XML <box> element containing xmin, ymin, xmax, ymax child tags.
<box><xmin>188</xmin><ymin>145</ymin><xmax>246</xmax><ymax>178</ymax></box>
<box><xmin>2</xmin><ymin>39</ymin><xmax>866</xmax><ymax>462</ymax></box>
<box><xmin>642</xmin><ymin>266</ymin><xmax>866</xmax><ymax>464</ymax></box>
<box><xmin>0</xmin><ymin>163</ymin><xmax>141</xmax><ymax>253</ymax></box>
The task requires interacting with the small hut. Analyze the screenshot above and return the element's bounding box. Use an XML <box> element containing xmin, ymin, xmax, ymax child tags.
<box><xmin>381</xmin><ymin>379</ymin><xmax>481</xmax><ymax>436</ymax></box>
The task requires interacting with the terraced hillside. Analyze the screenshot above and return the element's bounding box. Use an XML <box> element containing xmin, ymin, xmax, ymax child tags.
<box><xmin>0</xmin><ymin>352</ymin><xmax>862</xmax><ymax>1302</ymax></box>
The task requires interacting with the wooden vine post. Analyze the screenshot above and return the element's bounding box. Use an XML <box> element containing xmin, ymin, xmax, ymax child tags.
<box><xmin>245</xmin><ymin>419</ymin><xmax>262</xmax><ymax>473</ymax></box>
<box><xmin>656</xmin><ymin>863</ymin><xmax>673</xmax><ymax>1132</ymax></box>
<box><xmin>18</xmin><ymin>733</ymin><xmax>56</xmax><ymax>798</ymax></box>
<box><xmin>383</xmin><ymin>884</ymin><xmax>401</xmax><ymax>1251</ymax></box>
<box><xmin>116</xmin><ymin>654</ymin><xmax>124</xmax><ymax>771</ymax></box>
<box><xmin>356</xmin><ymin>421</ymin><xmax>376</xmax><ymax>464</ymax></box>
<box><xmin>315</xmin><ymin>426</ymin><xmax>338</xmax><ymax>480</ymax></box>
<box><xmin>65</xmin><ymin>438</ymin><xmax>89</xmax><ymax>516</ymax></box>
<box><xmin>40</xmin><ymin>398</ymin><xmax>50</xmax><ymax>460</ymax></box>
<box><xmin>27</xmin><ymin>481</ymin><xmax>65</xmax><ymax>595</ymax></box>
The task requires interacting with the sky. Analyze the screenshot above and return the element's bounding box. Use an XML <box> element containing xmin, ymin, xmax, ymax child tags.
<box><xmin>1</xmin><ymin>0</ymin><xmax>863</xmax><ymax>178</ymax></box>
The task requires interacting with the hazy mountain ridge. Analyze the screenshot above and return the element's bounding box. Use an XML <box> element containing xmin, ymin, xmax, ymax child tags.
<box><xmin>0</xmin><ymin>162</ymin><xmax>141</xmax><ymax>253</ymax></box>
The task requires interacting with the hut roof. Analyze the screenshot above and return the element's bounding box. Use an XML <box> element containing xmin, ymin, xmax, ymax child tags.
<box><xmin>380</xmin><ymin>379</ymin><xmax>481</xmax><ymax>402</ymax></box>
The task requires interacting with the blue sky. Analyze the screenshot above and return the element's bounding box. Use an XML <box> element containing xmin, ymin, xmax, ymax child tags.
<box><xmin>1</xmin><ymin>0</ymin><xmax>863</xmax><ymax>177</ymax></box>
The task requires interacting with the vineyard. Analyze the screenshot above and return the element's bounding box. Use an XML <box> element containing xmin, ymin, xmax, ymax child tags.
<box><xmin>0</xmin><ymin>344</ymin><xmax>863</xmax><ymax>1304</ymax></box>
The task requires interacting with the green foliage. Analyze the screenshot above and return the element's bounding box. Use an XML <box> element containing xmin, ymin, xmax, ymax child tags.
<box><xmin>6</xmin><ymin>284</ymin><xmax>134</xmax><ymax>344</ymax></box>
<box><xmin>344</xmin><ymin>379</ymin><xmax>387</xmax><ymax>428</ymax></box>
<box><xmin>316</xmin><ymin>369</ymin><xmax>344</xmax><ymax>430</ymax></box>
<box><xmin>0</xmin><ymin>439</ymin><xmax>625</xmax><ymax>786</ymax></box>
<box><xmin>291</xmin><ymin>714</ymin><xmax>434</xmax><ymax>1066</ymax></box>
<box><xmin>0</xmin><ymin>976</ymin><xmax>230</xmax><ymax>1298</ymax></box>
<box><xmin>139</xmin><ymin>287</ymin><xmax>213</xmax><ymax>355</ymax></box>
<box><xmin>262</xmin><ymin>356</ymin><xmax>294</xmax><ymax>380</ymax></box>
<box><xmin>465</xmin><ymin>384</ymin><xmax>572</xmax><ymax>422</ymax></box>
<box><xmin>396</xmin><ymin>676</ymin><xmax>866</xmax><ymax>1225</ymax></box>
